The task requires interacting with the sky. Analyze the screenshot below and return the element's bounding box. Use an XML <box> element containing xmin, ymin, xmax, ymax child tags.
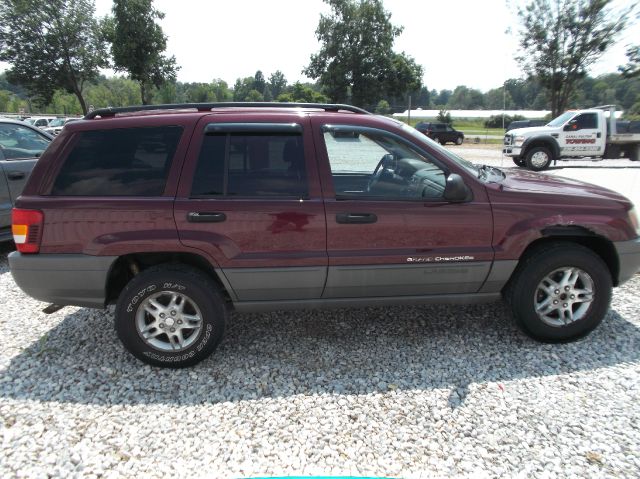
<box><xmin>4</xmin><ymin>0</ymin><xmax>640</xmax><ymax>93</ymax></box>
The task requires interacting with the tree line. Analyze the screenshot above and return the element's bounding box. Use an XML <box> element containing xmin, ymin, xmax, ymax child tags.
<box><xmin>2</xmin><ymin>70</ymin><xmax>638</xmax><ymax>119</ymax></box>
<box><xmin>0</xmin><ymin>0</ymin><xmax>638</xmax><ymax>118</ymax></box>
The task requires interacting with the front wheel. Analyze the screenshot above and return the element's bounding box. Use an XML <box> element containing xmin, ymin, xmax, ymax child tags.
<box><xmin>455</xmin><ymin>136</ymin><xmax>463</xmax><ymax>145</ymax></box>
<box><xmin>115</xmin><ymin>264</ymin><xmax>227</xmax><ymax>368</ymax></box>
<box><xmin>506</xmin><ymin>243</ymin><xmax>612</xmax><ymax>342</ymax></box>
<box><xmin>525</xmin><ymin>146</ymin><xmax>553</xmax><ymax>171</ymax></box>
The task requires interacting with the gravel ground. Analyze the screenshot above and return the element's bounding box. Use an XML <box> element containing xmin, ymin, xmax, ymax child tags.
<box><xmin>1</xmin><ymin>243</ymin><xmax>639</xmax><ymax>478</ymax></box>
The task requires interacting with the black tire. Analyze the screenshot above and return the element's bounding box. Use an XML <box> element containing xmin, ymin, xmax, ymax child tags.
<box><xmin>506</xmin><ymin>243</ymin><xmax>612</xmax><ymax>342</ymax></box>
<box><xmin>455</xmin><ymin>136</ymin><xmax>463</xmax><ymax>145</ymax></box>
<box><xmin>512</xmin><ymin>157</ymin><xmax>526</xmax><ymax>167</ymax></box>
<box><xmin>115</xmin><ymin>264</ymin><xmax>227</xmax><ymax>368</ymax></box>
<box><xmin>524</xmin><ymin>146</ymin><xmax>553</xmax><ymax>171</ymax></box>
<box><xmin>433</xmin><ymin>136</ymin><xmax>442</xmax><ymax>144</ymax></box>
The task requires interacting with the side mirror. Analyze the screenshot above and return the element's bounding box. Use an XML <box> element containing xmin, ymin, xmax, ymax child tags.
<box><xmin>443</xmin><ymin>173</ymin><xmax>471</xmax><ymax>202</ymax></box>
<box><xmin>563</xmin><ymin>120</ymin><xmax>578</xmax><ymax>131</ymax></box>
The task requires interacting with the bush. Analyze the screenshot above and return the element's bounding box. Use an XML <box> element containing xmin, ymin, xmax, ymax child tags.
<box><xmin>375</xmin><ymin>100</ymin><xmax>390</xmax><ymax>115</ymax></box>
<box><xmin>437</xmin><ymin>109</ymin><xmax>451</xmax><ymax>124</ymax></box>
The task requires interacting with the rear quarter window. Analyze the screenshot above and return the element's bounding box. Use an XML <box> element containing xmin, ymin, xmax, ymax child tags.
<box><xmin>51</xmin><ymin>126</ymin><xmax>182</xmax><ymax>196</ymax></box>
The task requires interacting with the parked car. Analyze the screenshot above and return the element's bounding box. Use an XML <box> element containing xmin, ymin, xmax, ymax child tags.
<box><xmin>42</xmin><ymin>117</ymin><xmax>80</xmax><ymax>136</ymax></box>
<box><xmin>0</xmin><ymin>119</ymin><xmax>52</xmax><ymax>241</ymax></box>
<box><xmin>414</xmin><ymin>122</ymin><xmax>464</xmax><ymax>145</ymax></box>
<box><xmin>8</xmin><ymin>102</ymin><xmax>640</xmax><ymax>368</ymax></box>
<box><xmin>505</xmin><ymin>119</ymin><xmax>546</xmax><ymax>132</ymax></box>
<box><xmin>24</xmin><ymin>116</ymin><xmax>57</xmax><ymax>129</ymax></box>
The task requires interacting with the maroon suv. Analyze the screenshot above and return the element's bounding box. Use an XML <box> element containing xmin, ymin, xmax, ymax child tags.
<box><xmin>8</xmin><ymin>103</ymin><xmax>640</xmax><ymax>368</ymax></box>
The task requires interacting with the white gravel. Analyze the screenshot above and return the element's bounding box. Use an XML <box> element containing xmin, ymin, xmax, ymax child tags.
<box><xmin>1</xmin><ymin>243</ymin><xmax>640</xmax><ymax>478</ymax></box>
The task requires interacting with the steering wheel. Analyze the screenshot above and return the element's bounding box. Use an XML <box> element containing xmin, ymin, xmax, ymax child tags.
<box><xmin>367</xmin><ymin>154</ymin><xmax>394</xmax><ymax>193</ymax></box>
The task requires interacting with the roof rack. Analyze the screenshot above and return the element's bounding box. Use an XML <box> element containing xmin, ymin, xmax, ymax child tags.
<box><xmin>84</xmin><ymin>102</ymin><xmax>371</xmax><ymax>119</ymax></box>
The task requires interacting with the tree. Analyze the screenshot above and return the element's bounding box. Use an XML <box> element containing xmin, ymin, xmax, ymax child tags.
<box><xmin>484</xmin><ymin>87</ymin><xmax>515</xmax><ymax>109</ymax></box>
<box><xmin>210</xmin><ymin>79</ymin><xmax>232</xmax><ymax>102</ymax></box>
<box><xmin>516</xmin><ymin>0</ymin><xmax>628</xmax><ymax>117</ymax></box>
<box><xmin>437</xmin><ymin>109</ymin><xmax>451</xmax><ymax>124</ymax></box>
<box><xmin>277</xmin><ymin>82</ymin><xmax>329</xmax><ymax>103</ymax></box>
<box><xmin>384</xmin><ymin>52</ymin><xmax>424</xmax><ymax>107</ymax></box>
<box><xmin>304</xmin><ymin>0</ymin><xmax>422</xmax><ymax>108</ymax></box>
<box><xmin>268</xmin><ymin>71</ymin><xmax>288</xmax><ymax>98</ymax></box>
<box><xmin>233</xmin><ymin>77</ymin><xmax>258</xmax><ymax>101</ymax></box>
<box><xmin>0</xmin><ymin>0</ymin><xmax>109</xmax><ymax>114</ymax></box>
<box><xmin>434</xmin><ymin>89</ymin><xmax>452</xmax><ymax>107</ymax></box>
<box><xmin>375</xmin><ymin>99</ymin><xmax>390</xmax><ymax>114</ymax></box>
<box><xmin>0</xmin><ymin>90</ymin><xmax>12</xmax><ymax>112</ymax></box>
<box><xmin>448</xmin><ymin>85</ymin><xmax>485</xmax><ymax>109</ymax></box>
<box><xmin>253</xmin><ymin>70</ymin><xmax>266</xmax><ymax>95</ymax></box>
<box><xmin>621</xmin><ymin>45</ymin><xmax>640</xmax><ymax>78</ymax></box>
<box><xmin>108</xmin><ymin>0</ymin><xmax>178</xmax><ymax>104</ymax></box>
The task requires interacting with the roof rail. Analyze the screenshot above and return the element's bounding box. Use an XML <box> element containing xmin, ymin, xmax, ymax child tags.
<box><xmin>84</xmin><ymin>102</ymin><xmax>371</xmax><ymax>119</ymax></box>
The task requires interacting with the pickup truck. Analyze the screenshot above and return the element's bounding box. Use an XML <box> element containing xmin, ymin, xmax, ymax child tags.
<box><xmin>0</xmin><ymin>119</ymin><xmax>52</xmax><ymax>240</ymax></box>
<box><xmin>503</xmin><ymin>105</ymin><xmax>640</xmax><ymax>170</ymax></box>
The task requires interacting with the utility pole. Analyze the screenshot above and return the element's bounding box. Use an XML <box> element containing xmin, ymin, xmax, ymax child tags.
<box><xmin>407</xmin><ymin>95</ymin><xmax>412</xmax><ymax>125</ymax></box>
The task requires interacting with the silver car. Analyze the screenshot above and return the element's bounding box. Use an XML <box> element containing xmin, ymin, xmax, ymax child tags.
<box><xmin>0</xmin><ymin>119</ymin><xmax>53</xmax><ymax>241</ymax></box>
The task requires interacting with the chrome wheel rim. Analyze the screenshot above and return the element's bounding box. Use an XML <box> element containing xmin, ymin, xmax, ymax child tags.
<box><xmin>530</xmin><ymin>151</ymin><xmax>549</xmax><ymax>168</ymax></box>
<box><xmin>135</xmin><ymin>291</ymin><xmax>203</xmax><ymax>352</ymax></box>
<box><xmin>534</xmin><ymin>267</ymin><xmax>595</xmax><ymax>327</ymax></box>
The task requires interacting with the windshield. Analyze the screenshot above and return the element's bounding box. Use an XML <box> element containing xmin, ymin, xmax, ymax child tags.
<box><xmin>546</xmin><ymin>111</ymin><xmax>575</xmax><ymax>127</ymax></box>
<box><xmin>400</xmin><ymin>123</ymin><xmax>477</xmax><ymax>176</ymax></box>
<box><xmin>48</xmin><ymin>118</ymin><xmax>65</xmax><ymax>127</ymax></box>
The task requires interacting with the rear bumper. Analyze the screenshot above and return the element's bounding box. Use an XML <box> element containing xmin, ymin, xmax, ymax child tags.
<box><xmin>8</xmin><ymin>252</ymin><xmax>116</xmax><ymax>308</ymax></box>
<box><xmin>615</xmin><ymin>238</ymin><xmax>640</xmax><ymax>285</ymax></box>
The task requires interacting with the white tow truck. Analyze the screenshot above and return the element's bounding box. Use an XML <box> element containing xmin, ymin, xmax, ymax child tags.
<box><xmin>503</xmin><ymin>105</ymin><xmax>640</xmax><ymax>171</ymax></box>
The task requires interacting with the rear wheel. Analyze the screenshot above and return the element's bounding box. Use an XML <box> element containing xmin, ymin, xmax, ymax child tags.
<box><xmin>525</xmin><ymin>146</ymin><xmax>553</xmax><ymax>171</ymax></box>
<box><xmin>115</xmin><ymin>264</ymin><xmax>226</xmax><ymax>368</ymax></box>
<box><xmin>507</xmin><ymin>243</ymin><xmax>612</xmax><ymax>342</ymax></box>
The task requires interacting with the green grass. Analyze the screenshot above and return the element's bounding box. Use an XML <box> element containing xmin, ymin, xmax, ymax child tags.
<box><xmin>397</xmin><ymin>117</ymin><xmax>504</xmax><ymax>135</ymax></box>
<box><xmin>462</xmin><ymin>129</ymin><xmax>505</xmax><ymax>135</ymax></box>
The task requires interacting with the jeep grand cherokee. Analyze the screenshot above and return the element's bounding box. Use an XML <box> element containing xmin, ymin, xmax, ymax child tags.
<box><xmin>8</xmin><ymin>103</ymin><xmax>640</xmax><ymax>367</ymax></box>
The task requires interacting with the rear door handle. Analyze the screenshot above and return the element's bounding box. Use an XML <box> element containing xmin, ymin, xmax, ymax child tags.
<box><xmin>336</xmin><ymin>212</ymin><xmax>377</xmax><ymax>224</ymax></box>
<box><xmin>7</xmin><ymin>171</ymin><xmax>25</xmax><ymax>180</ymax></box>
<box><xmin>187</xmin><ymin>212</ymin><xmax>227</xmax><ymax>223</ymax></box>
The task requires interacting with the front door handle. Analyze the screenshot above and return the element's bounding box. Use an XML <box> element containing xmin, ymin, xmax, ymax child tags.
<box><xmin>597</xmin><ymin>132</ymin><xmax>601</xmax><ymax>138</ymax></box>
<box><xmin>187</xmin><ymin>212</ymin><xmax>227</xmax><ymax>223</ymax></box>
<box><xmin>7</xmin><ymin>171</ymin><xmax>25</xmax><ymax>180</ymax></box>
<box><xmin>336</xmin><ymin>212</ymin><xmax>378</xmax><ymax>224</ymax></box>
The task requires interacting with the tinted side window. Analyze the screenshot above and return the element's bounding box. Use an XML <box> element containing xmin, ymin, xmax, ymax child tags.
<box><xmin>575</xmin><ymin>113</ymin><xmax>597</xmax><ymax>130</ymax></box>
<box><xmin>52</xmin><ymin>126</ymin><xmax>182</xmax><ymax>196</ymax></box>
<box><xmin>191</xmin><ymin>133</ymin><xmax>308</xmax><ymax>198</ymax></box>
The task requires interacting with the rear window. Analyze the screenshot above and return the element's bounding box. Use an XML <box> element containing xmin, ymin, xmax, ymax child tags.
<box><xmin>51</xmin><ymin>126</ymin><xmax>182</xmax><ymax>196</ymax></box>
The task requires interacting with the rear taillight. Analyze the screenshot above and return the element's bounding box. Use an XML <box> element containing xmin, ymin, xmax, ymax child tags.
<box><xmin>12</xmin><ymin>208</ymin><xmax>43</xmax><ymax>253</ymax></box>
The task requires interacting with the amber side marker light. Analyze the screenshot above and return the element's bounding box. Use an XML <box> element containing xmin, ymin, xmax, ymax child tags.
<box><xmin>12</xmin><ymin>208</ymin><xmax>44</xmax><ymax>253</ymax></box>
